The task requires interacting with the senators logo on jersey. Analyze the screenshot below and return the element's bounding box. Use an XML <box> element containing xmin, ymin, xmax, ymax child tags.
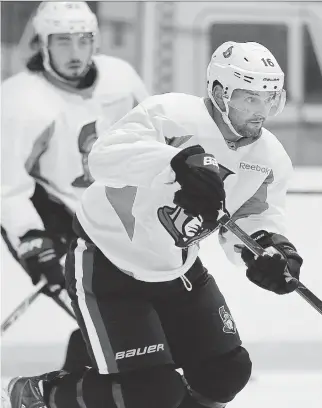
<box><xmin>219</xmin><ymin>306</ymin><xmax>237</xmax><ymax>334</ymax></box>
<box><xmin>72</xmin><ymin>121</ymin><xmax>97</xmax><ymax>188</ymax></box>
<box><xmin>157</xmin><ymin>205</ymin><xmax>215</xmax><ymax>248</ymax></box>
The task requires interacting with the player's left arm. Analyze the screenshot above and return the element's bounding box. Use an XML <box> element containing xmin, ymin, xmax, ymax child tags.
<box><xmin>219</xmin><ymin>155</ymin><xmax>303</xmax><ymax>295</ymax></box>
<box><xmin>127</xmin><ymin>63</ymin><xmax>150</xmax><ymax>104</ymax></box>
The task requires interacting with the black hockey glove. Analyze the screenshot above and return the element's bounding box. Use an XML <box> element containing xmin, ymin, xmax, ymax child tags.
<box><xmin>240</xmin><ymin>230</ymin><xmax>303</xmax><ymax>295</ymax></box>
<box><xmin>170</xmin><ymin>145</ymin><xmax>225</xmax><ymax>229</ymax></box>
<box><xmin>18</xmin><ymin>229</ymin><xmax>65</xmax><ymax>296</ymax></box>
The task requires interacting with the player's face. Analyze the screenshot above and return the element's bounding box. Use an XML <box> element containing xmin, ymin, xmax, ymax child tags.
<box><xmin>48</xmin><ymin>33</ymin><xmax>94</xmax><ymax>80</ymax></box>
<box><xmin>227</xmin><ymin>89</ymin><xmax>276</xmax><ymax>138</ymax></box>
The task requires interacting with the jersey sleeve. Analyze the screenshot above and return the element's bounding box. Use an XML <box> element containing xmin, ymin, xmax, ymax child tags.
<box><xmin>130</xmin><ymin>67</ymin><xmax>150</xmax><ymax>104</ymax></box>
<box><xmin>89</xmin><ymin>96</ymin><xmax>190</xmax><ymax>188</ymax></box>
<box><xmin>219</xmin><ymin>154</ymin><xmax>293</xmax><ymax>265</ymax></box>
<box><xmin>1</xmin><ymin>84</ymin><xmax>54</xmax><ymax>247</ymax></box>
<box><xmin>123</xmin><ymin>60</ymin><xmax>150</xmax><ymax>104</ymax></box>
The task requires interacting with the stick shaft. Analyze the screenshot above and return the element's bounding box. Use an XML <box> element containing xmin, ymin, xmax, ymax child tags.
<box><xmin>1</xmin><ymin>280</ymin><xmax>47</xmax><ymax>335</ymax></box>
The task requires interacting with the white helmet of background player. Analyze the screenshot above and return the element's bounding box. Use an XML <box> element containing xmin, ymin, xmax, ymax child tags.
<box><xmin>33</xmin><ymin>1</ymin><xmax>99</xmax><ymax>78</ymax></box>
<box><xmin>207</xmin><ymin>41</ymin><xmax>286</xmax><ymax>138</ymax></box>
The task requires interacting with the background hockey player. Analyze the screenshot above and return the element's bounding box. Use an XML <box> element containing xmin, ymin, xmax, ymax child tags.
<box><xmin>1</xmin><ymin>1</ymin><xmax>149</xmax><ymax>373</ymax></box>
<box><xmin>6</xmin><ymin>42</ymin><xmax>303</xmax><ymax>408</ymax></box>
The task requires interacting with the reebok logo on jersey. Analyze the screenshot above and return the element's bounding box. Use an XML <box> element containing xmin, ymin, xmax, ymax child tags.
<box><xmin>239</xmin><ymin>161</ymin><xmax>270</xmax><ymax>175</ymax></box>
<box><xmin>115</xmin><ymin>343</ymin><xmax>164</xmax><ymax>360</ymax></box>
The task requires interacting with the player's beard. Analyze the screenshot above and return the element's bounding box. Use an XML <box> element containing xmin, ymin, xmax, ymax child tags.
<box><xmin>232</xmin><ymin>119</ymin><xmax>264</xmax><ymax>138</ymax></box>
<box><xmin>54</xmin><ymin>63</ymin><xmax>91</xmax><ymax>83</ymax></box>
<box><xmin>49</xmin><ymin>54</ymin><xmax>92</xmax><ymax>84</ymax></box>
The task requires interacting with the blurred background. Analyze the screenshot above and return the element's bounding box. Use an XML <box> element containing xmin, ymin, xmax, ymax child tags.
<box><xmin>1</xmin><ymin>1</ymin><xmax>322</xmax><ymax>407</ymax></box>
<box><xmin>1</xmin><ymin>0</ymin><xmax>322</xmax><ymax>166</ymax></box>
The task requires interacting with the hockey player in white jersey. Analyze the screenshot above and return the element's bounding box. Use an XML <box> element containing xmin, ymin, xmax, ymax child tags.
<box><xmin>6</xmin><ymin>42</ymin><xmax>303</xmax><ymax>408</ymax></box>
<box><xmin>1</xmin><ymin>1</ymin><xmax>149</xmax><ymax>373</ymax></box>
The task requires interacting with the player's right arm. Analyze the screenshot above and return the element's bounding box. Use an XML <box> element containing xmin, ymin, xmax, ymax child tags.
<box><xmin>1</xmin><ymin>98</ymin><xmax>47</xmax><ymax>246</ymax></box>
<box><xmin>90</xmin><ymin>95</ymin><xmax>225</xmax><ymax>225</ymax></box>
<box><xmin>1</xmin><ymin>78</ymin><xmax>64</xmax><ymax>292</ymax></box>
<box><xmin>89</xmin><ymin>96</ymin><xmax>182</xmax><ymax>188</ymax></box>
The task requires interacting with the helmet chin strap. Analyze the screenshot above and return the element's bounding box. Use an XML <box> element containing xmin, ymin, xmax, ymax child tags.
<box><xmin>209</xmin><ymin>93</ymin><xmax>244</xmax><ymax>139</ymax></box>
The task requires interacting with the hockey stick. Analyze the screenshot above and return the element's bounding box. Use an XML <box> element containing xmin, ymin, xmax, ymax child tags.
<box><xmin>217</xmin><ymin>211</ymin><xmax>322</xmax><ymax>316</ymax></box>
<box><xmin>1</xmin><ymin>279</ymin><xmax>47</xmax><ymax>335</ymax></box>
<box><xmin>1</xmin><ymin>285</ymin><xmax>76</xmax><ymax>336</ymax></box>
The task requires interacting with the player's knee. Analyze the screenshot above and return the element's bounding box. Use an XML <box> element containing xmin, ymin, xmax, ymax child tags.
<box><xmin>82</xmin><ymin>365</ymin><xmax>186</xmax><ymax>408</ymax></box>
<box><xmin>184</xmin><ymin>346</ymin><xmax>252</xmax><ymax>403</ymax></box>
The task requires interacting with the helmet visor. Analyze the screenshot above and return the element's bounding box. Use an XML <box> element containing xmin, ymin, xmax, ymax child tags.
<box><xmin>227</xmin><ymin>89</ymin><xmax>286</xmax><ymax>117</ymax></box>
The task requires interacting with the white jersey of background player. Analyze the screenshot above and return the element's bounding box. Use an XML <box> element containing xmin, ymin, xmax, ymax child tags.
<box><xmin>1</xmin><ymin>1</ymin><xmax>149</xmax><ymax>249</ymax></box>
<box><xmin>1</xmin><ymin>1</ymin><xmax>149</xmax><ymax>375</ymax></box>
<box><xmin>78</xmin><ymin>41</ymin><xmax>294</xmax><ymax>281</ymax></box>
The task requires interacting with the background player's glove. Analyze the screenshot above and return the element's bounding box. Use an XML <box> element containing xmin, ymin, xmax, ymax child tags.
<box><xmin>240</xmin><ymin>230</ymin><xmax>303</xmax><ymax>295</ymax></box>
<box><xmin>18</xmin><ymin>229</ymin><xmax>65</xmax><ymax>296</ymax></box>
<box><xmin>170</xmin><ymin>145</ymin><xmax>225</xmax><ymax>228</ymax></box>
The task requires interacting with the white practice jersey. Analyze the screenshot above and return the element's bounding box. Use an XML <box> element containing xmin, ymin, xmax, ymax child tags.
<box><xmin>77</xmin><ymin>93</ymin><xmax>293</xmax><ymax>282</ymax></box>
<box><xmin>1</xmin><ymin>55</ymin><xmax>149</xmax><ymax>247</ymax></box>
